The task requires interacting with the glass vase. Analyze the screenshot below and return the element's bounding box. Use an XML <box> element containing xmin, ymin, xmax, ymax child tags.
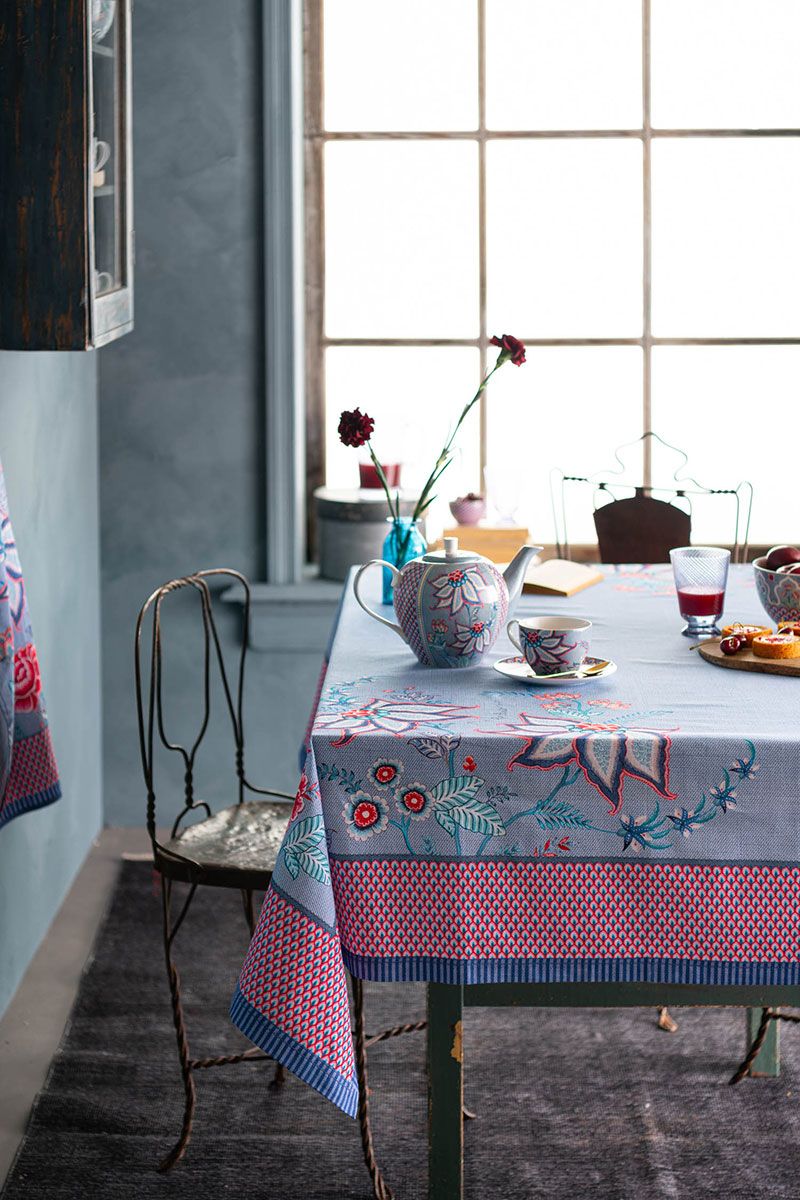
<box><xmin>382</xmin><ymin>517</ymin><xmax>426</xmax><ymax>605</ymax></box>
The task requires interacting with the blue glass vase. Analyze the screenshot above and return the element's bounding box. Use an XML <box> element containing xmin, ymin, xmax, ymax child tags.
<box><xmin>382</xmin><ymin>517</ymin><xmax>426</xmax><ymax>605</ymax></box>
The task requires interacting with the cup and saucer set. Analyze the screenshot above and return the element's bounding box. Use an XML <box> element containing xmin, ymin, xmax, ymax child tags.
<box><xmin>493</xmin><ymin>615</ymin><xmax>618</xmax><ymax>687</ymax></box>
<box><xmin>352</xmin><ymin>536</ymin><xmax>615</xmax><ymax>685</ymax></box>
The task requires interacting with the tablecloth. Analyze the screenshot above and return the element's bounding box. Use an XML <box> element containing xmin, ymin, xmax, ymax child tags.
<box><xmin>0</xmin><ymin>458</ymin><xmax>60</xmax><ymax>830</ymax></box>
<box><xmin>231</xmin><ymin>563</ymin><xmax>800</xmax><ymax>1116</ymax></box>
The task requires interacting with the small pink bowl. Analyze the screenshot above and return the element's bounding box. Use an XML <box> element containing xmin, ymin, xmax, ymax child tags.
<box><xmin>449</xmin><ymin>495</ymin><xmax>487</xmax><ymax>526</ymax></box>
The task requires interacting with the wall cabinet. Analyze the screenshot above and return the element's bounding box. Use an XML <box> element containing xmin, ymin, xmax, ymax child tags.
<box><xmin>0</xmin><ymin>0</ymin><xmax>133</xmax><ymax>350</ymax></box>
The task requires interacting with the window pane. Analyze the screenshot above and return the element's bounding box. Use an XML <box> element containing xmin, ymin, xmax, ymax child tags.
<box><xmin>326</xmin><ymin>347</ymin><xmax>481</xmax><ymax>539</ymax></box>
<box><xmin>652</xmin><ymin>139</ymin><xmax>800</xmax><ymax>337</ymax></box>
<box><xmin>325</xmin><ymin>143</ymin><xmax>479</xmax><ymax>338</ymax></box>
<box><xmin>486</xmin><ymin>0</ymin><xmax>642</xmax><ymax>131</ymax></box>
<box><xmin>323</xmin><ymin>0</ymin><xmax>478</xmax><ymax>132</ymax></box>
<box><xmin>652</xmin><ymin>0</ymin><xmax>800</xmax><ymax>129</ymax></box>
<box><xmin>487</xmin><ymin>140</ymin><xmax>642</xmax><ymax>338</ymax></box>
<box><xmin>485</xmin><ymin>347</ymin><xmax>644</xmax><ymax>544</ymax></box>
<box><xmin>652</xmin><ymin>347</ymin><xmax>798</xmax><ymax>544</ymax></box>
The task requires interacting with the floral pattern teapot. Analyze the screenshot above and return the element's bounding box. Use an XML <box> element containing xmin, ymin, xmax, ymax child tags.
<box><xmin>353</xmin><ymin>537</ymin><xmax>542</xmax><ymax>668</ymax></box>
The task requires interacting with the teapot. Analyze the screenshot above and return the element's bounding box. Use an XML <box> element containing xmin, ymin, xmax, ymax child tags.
<box><xmin>353</xmin><ymin>537</ymin><xmax>542</xmax><ymax>668</ymax></box>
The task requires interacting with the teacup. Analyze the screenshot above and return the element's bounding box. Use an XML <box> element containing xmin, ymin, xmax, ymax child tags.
<box><xmin>507</xmin><ymin>615</ymin><xmax>592</xmax><ymax>676</ymax></box>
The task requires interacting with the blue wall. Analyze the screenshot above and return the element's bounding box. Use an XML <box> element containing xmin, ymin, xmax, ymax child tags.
<box><xmin>99</xmin><ymin>0</ymin><xmax>270</xmax><ymax>826</ymax></box>
<box><xmin>0</xmin><ymin>352</ymin><xmax>102</xmax><ymax>1017</ymax></box>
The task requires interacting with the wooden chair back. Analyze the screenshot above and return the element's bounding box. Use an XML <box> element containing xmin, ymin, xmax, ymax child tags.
<box><xmin>593</xmin><ymin>490</ymin><xmax>691</xmax><ymax>564</ymax></box>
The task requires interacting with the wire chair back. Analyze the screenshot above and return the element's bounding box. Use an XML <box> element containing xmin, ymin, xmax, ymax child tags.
<box><xmin>135</xmin><ymin>569</ymin><xmax>260</xmax><ymax>869</ymax></box>
<box><xmin>550</xmin><ymin>431</ymin><xmax>753</xmax><ymax>564</ymax></box>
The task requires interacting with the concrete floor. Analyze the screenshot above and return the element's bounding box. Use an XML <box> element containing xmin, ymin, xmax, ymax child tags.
<box><xmin>0</xmin><ymin>828</ymin><xmax>151</xmax><ymax>1186</ymax></box>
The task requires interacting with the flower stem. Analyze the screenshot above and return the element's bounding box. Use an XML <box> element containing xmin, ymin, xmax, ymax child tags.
<box><xmin>389</xmin><ymin>817</ymin><xmax>414</xmax><ymax>855</ymax></box>
<box><xmin>411</xmin><ymin>359</ymin><xmax>504</xmax><ymax>523</ymax></box>
<box><xmin>368</xmin><ymin>444</ymin><xmax>400</xmax><ymax>522</ymax></box>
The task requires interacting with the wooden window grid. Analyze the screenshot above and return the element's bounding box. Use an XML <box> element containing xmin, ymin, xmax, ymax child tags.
<box><xmin>303</xmin><ymin>0</ymin><xmax>800</xmax><ymax>552</ymax></box>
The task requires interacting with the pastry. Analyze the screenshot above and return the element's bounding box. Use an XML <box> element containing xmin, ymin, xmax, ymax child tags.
<box><xmin>752</xmin><ymin>633</ymin><xmax>800</xmax><ymax>660</ymax></box>
<box><xmin>722</xmin><ymin>622</ymin><xmax>772</xmax><ymax>644</ymax></box>
<box><xmin>778</xmin><ymin>621</ymin><xmax>800</xmax><ymax>637</ymax></box>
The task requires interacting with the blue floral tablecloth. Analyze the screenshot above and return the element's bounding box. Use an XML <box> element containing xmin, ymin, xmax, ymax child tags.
<box><xmin>231</xmin><ymin>563</ymin><xmax>800</xmax><ymax>1117</ymax></box>
<box><xmin>0</xmin><ymin>458</ymin><xmax>60</xmax><ymax>830</ymax></box>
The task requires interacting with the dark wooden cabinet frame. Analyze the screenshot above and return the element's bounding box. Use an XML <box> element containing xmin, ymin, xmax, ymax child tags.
<box><xmin>0</xmin><ymin>0</ymin><xmax>133</xmax><ymax>350</ymax></box>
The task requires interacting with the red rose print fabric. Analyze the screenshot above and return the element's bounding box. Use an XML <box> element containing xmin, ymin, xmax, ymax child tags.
<box><xmin>0</xmin><ymin>459</ymin><xmax>61</xmax><ymax>830</ymax></box>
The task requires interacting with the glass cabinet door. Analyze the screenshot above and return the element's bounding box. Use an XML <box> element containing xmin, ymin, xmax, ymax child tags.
<box><xmin>90</xmin><ymin>0</ymin><xmax>133</xmax><ymax>343</ymax></box>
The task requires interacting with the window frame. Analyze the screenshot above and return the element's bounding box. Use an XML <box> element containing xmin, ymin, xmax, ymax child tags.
<box><xmin>303</xmin><ymin>0</ymin><xmax>800</xmax><ymax>555</ymax></box>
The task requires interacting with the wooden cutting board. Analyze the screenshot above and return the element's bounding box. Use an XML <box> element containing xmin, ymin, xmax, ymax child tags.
<box><xmin>698</xmin><ymin>639</ymin><xmax>800</xmax><ymax>677</ymax></box>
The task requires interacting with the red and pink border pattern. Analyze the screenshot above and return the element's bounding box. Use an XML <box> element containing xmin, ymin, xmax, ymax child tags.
<box><xmin>237</xmin><ymin>888</ymin><xmax>355</xmax><ymax>1080</ymax></box>
<box><xmin>331</xmin><ymin>858</ymin><xmax>800</xmax><ymax>966</ymax></box>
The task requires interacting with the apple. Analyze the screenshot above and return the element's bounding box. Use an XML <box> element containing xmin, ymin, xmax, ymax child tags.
<box><xmin>765</xmin><ymin>544</ymin><xmax>800</xmax><ymax>571</ymax></box>
<box><xmin>778</xmin><ymin>563</ymin><xmax>800</xmax><ymax>576</ymax></box>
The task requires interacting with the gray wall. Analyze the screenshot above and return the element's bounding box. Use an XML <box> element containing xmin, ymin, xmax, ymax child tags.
<box><xmin>100</xmin><ymin>0</ymin><xmax>318</xmax><ymax>825</ymax></box>
<box><xmin>0</xmin><ymin>352</ymin><xmax>102</xmax><ymax>1017</ymax></box>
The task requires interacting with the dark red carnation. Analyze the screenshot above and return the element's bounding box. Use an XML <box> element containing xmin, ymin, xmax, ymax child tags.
<box><xmin>338</xmin><ymin>408</ymin><xmax>375</xmax><ymax>448</ymax></box>
<box><xmin>490</xmin><ymin>333</ymin><xmax>526</xmax><ymax>366</ymax></box>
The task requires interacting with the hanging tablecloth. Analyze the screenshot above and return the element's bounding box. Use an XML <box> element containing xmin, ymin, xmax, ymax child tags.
<box><xmin>231</xmin><ymin>563</ymin><xmax>800</xmax><ymax>1117</ymax></box>
<box><xmin>0</xmin><ymin>459</ymin><xmax>61</xmax><ymax>830</ymax></box>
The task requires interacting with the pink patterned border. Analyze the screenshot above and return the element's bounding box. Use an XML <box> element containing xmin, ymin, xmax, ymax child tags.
<box><xmin>331</xmin><ymin>858</ymin><xmax>800</xmax><ymax>965</ymax></box>
<box><xmin>238</xmin><ymin>888</ymin><xmax>355</xmax><ymax>1077</ymax></box>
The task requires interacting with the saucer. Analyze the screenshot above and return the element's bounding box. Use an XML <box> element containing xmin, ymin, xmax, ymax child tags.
<box><xmin>492</xmin><ymin>655</ymin><xmax>618</xmax><ymax>686</ymax></box>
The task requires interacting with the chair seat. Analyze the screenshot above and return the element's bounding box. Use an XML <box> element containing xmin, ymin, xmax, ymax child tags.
<box><xmin>157</xmin><ymin>800</ymin><xmax>291</xmax><ymax>889</ymax></box>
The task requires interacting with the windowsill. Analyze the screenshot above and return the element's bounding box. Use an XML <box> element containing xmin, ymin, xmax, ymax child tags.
<box><xmin>221</xmin><ymin>567</ymin><xmax>342</xmax><ymax>652</ymax></box>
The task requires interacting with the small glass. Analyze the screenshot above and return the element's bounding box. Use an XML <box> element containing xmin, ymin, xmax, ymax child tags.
<box><xmin>669</xmin><ymin>545</ymin><xmax>730</xmax><ymax>638</ymax></box>
<box><xmin>382</xmin><ymin>517</ymin><xmax>426</xmax><ymax>605</ymax></box>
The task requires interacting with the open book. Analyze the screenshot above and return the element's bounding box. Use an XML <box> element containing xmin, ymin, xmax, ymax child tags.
<box><xmin>517</xmin><ymin>558</ymin><xmax>604</xmax><ymax>598</ymax></box>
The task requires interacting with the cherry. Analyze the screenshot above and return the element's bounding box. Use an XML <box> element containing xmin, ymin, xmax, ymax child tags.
<box><xmin>720</xmin><ymin>635</ymin><xmax>742</xmax><ymax>656</ymax></box>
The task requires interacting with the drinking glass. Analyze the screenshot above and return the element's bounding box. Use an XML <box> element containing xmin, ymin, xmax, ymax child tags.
<box><xmin>669</xmin><ymin>546</ymin><xmax>730</xmax><ymax>638</ymax></box>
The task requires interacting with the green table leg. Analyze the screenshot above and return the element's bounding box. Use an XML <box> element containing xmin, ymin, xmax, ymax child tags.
<box><xmin>428</xmin><ymin>983</ymin><xmax>464</xmax><ymax>1200</ymax></box>
<box><xmin>746</xmin><ymin>1007</ymin><xmax>780</xmax><ymax>1077</ymax></box>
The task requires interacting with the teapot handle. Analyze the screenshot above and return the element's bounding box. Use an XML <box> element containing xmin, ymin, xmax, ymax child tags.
<box><xmin>353</xmin><ymin>560</ymin><xmax>406</xmax><ymax>641</ymax></box>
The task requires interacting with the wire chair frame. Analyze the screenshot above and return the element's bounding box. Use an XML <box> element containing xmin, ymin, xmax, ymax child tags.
<box><xmin>550</xmin><ymin>432</ymin><xmax>754</xmax><ymax>565</ymax></box>
<box><xmin>134</xmin><ymin>568</ymin><xmax>293</xmax><ymax>875</ymax></box>
<box><xmin>134</xmin><ymin>570</ymin><xmax>407</xmax><ymax>1195</ymax></box>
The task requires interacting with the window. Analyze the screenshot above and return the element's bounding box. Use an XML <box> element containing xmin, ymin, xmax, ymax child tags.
<box><xmin>305</xmin><ymin>1</ymin><xmax>800</xmax><ymax>547</ymax></box>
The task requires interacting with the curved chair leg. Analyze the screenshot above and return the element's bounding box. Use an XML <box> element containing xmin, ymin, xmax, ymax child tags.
<box><xmin>353</xmin><ymin>977</ymin><xmax>394</xmax><ymax>1200</ymax></box>
<box><xmin>158</xmin><ymin>879</ymin><xmax>198</xmax><ymax>1172</ymax></box>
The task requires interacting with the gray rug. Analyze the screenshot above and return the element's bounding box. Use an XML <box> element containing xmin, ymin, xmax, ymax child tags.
<box><xmin>3</xmin><ymin>861</ymin><xmax>799</xmax><ymax>1199</ymax></box>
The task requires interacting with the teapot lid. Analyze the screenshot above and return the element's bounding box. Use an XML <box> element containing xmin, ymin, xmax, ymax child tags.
<box><xmin>422</xmin><ymin>536</ymin><xmax>488</xmax><ymax>565</ymax></box>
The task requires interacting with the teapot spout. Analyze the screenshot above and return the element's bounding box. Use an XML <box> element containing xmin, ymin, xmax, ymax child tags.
<box><xmin>503</xmin><ymin>544</ymin><xmax>543</xmax><ymax>617</ymax></box>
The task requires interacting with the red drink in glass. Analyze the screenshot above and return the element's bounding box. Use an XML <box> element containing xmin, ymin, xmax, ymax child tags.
<box><xmin>669</xmin><ymin>546</ymin><xmax>730</xmax><ymax>638</ymax></box>
<box><xmin>676</xmin><ymin>586</ymin><xmax>725</xmax><ymax>619</ymax></box>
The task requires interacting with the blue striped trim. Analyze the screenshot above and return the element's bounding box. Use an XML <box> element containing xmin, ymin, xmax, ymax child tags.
<box><xmin>229</xmin><ymin>986</ymin><xmax>359</xmax><ymax>1118</ymax></box>
<box><xmin>0</xmin><ymin>781</ymin><xmax>62</xmax><ymax>831</ymax></box>
<box><xmin>341</xmin><ymin>950</ymin><xmax>800</xmax><ymax>988</ymax></box>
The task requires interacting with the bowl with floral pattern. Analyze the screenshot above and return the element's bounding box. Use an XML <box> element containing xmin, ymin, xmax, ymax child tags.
<box><xmin>754</xmin><ymin>556</ymin><xmax>800</xmax><ymax>625</ymax></box>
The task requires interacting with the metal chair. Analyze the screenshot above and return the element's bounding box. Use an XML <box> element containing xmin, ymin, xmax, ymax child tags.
<box><xmin>551</xmin><ymin>431</ymin><xmax>753</xmax><ymax>564</ymax></box>
<box><xmin>135</xmin><ymin>570</ymin><xmax>295</xmax><ymax>1170</ymax></box>
<box><xmin>135</xmin><ymin>570</ymin><xmax>410</xmax><ymax>1198</ymax></box>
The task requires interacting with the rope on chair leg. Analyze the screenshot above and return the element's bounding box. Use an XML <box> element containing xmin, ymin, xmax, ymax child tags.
<box><xmin>729</xmin><ymin>1007</ymin><xmax>773</xmax><ymax>1085</ymax></box>
<box><xmin>353</xmin><ymin>978</ymin><xmax>394</xmax><ymax>1200</ymax></box>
